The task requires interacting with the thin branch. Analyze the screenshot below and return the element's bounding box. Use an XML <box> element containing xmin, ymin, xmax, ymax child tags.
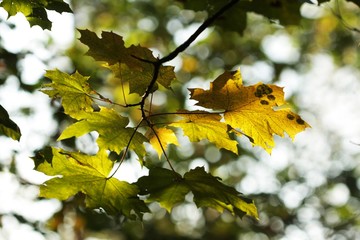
<box><xmin>109</xmin><ymin>0</ymin><xmax>241</xmax><ymax>175</ymax></box>
<box><xmin>107</xmin><ymin>119</ymin><xmax>144</xmax><ymax>179</ymax></box>
<box><xmin>149</xmin><ymin>125</ymin><xmax>176</xmax><ymax>172</ymax></box>
<box><xmin>148</xmin><ymin>110</ymin><xmax>225</xmax><ymax>118</ymax></box>
<box><xmin>159</xmin><ymin>0</ymin><xmax>241</xmax><ymax>64</ymax></box>
<box><xmin>140</xmin><ymin>0</ymin><xmax>240</xmax><ymax>111</ymax></box>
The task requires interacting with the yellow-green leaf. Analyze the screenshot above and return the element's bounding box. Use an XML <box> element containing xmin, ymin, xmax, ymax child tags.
<box><xmin>170</xmin><ymin>110</ymin><xmax>238</xmax><ymax>154</ymax></box>
<box><xmin>190</xmin><ymin>69</ymin><xmax>310</xmax><ymax>153</ymax></box>
<box><xmin>147</xmin><ymin>127</ymin><xmax>179</xmax><ymax>158</ymax></box>
<box><xmin>33</xmin><ymin>148</ymin><xmax>149</xmax><ymax>218</ymax></box>
<box><xmin>42</xmin><ymin>70</ymin><xmax>95</xmax><ymax>118</ymax></box>
<box><xmin>58</xmin><ymin>107</ymin><xmax>147</xmax><ymax>158</ymax></box>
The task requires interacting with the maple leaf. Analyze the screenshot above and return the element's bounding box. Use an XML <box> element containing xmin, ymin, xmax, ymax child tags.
<box><xmin>170</xmin><ymin>110</ymin><xmax>238</xmax><ymax>154</ymax></box>
<box><xmin>58</xmin><ymin>107</ymin><xmax>147</xmax><ymax>158</ymax></box>
<box><xmin>33</xmin><ymin>148</ymin><xmax>149</xmax><ymax>219</ymax></box>
<box><xmin>190</xmin><ymin>69</ymin><xmax>310</xmax><ymax>153</ymax></box>
<box><xmin>136</xmin><ymin>167</ymin><xmax>258</xmax><ymax>219</ymax></box>
<box><xmin>147</xmin><ymin>127</ymin><xmax>179</xmax><ymax>158</ymax></box>
<box><xmin>78</xmin><ymin>29</ymin><xmax>176</xmax><ymax>96</ymax></box>
<box><xmin>42</xmin><ymin>70</ymin><xmax>95</xmax><ymax>118</ymax></box>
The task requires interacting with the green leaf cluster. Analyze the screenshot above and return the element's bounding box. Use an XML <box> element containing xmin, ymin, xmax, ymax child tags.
<box><xmin>0</xmin><ymin>0</ymin><xmax>72</xmax><ymax>29</ymax></box>
<box><xmin>35</xmin><ymin>1</ymin><xmax>311</xmax><ymax>222</ymax></box>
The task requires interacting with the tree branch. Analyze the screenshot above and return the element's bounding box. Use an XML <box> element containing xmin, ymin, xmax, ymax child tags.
<box><xmin>141</xmin><ymin>0</ymin><xmax>240</xmax><ymax>115</ymax></box>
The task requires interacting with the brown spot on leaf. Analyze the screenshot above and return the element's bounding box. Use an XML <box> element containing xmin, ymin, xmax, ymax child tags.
<box><xmin>267</xmin><ymin>95</ymin><xmax>275</xmax><ymax>101</ymax></box>
<box><xmin>296</xmin><ymin>118</ymin><xmax>305</xmax><ymax>125</ymax></box>
<box><xmin>287</xmin><ymin>114</ymin><xmax>295</xmax><ymax>120</ymax></box>
<box><xmin>260</xmin><ymin>100</ymin><xmax>269</xmax><ymax>105</ymax></box>
<box><xmin>254</xmin><ymin>91</ymin><xmax>263</xmax><ymax>98</ymax></box>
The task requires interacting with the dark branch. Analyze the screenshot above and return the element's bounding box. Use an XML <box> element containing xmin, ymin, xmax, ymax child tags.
<box><xmin>160</xmin><ymin>0</ymin><xmax>240</xmax><ymax>64</ymax></box>
<box><xmin>141</xmin><ymin>0</ymin><xmax>240</xmax><ymax>111</ymax></box>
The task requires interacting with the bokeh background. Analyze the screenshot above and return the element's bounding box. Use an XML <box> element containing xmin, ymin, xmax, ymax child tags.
<box><xmin>1</xmin><ymin>0</ymin><xmax>360</xmax><ymax>239</ymax></box>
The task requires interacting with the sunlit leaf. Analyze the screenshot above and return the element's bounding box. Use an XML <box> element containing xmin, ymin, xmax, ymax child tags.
<box><xmin>0</xmin><ymin>104</ymin><xmax>21</xmax><ymax>141</ymax></box>
<box><xmin>42</xmin><ymin>70</ymin><xmax>95</xmax><ymax>118</ymax></box>
<box><xmin>190</xmin><ymin>69</ymin><xmax>310</xmax><ymax>153</ymax></box>
<box><xmin>170</xmin><ymin>110</ymin><xmax>238</xmax><ymax>154</ymax></box>
<box><xmin>58</xmin><ymin>107</ymin><xmax>147</xmax><ymax>158</ymax></box>
<box><xmin>147</xmin><ymin>127</ymin><xmax>179</xmax><ymax>158</ymax></box>
<box><xmin>136</xmin><ymin>167</ymin><xmax>258</xmax><ymax>219</ymax></box>
<box><xmin>33</xmin><ymin>148</ymin><xmax>149</xmax><ymax>219</ymax></box>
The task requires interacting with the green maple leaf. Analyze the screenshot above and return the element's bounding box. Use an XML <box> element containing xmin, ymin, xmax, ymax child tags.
<box><xmin>0</xmin><ymin>105</ymin><xmax>21</xmax><ymax>141</ymax></box>
<box><xmin>136</xmin><ymin>167</ymin><xmax>258</xmax><ymax>219</ymax></box>
<box><xmin>42</xmin><ymin>70</ymin><xmax>95</xmax><ymax>118</ymax></box>
<box><xmin>190</xmin><ymin>69</ymin><xmax>310</xmax><ymax>153</ymax></box>
<box><xmin>58</xmin><ymin>107</ymin><xmax>147</xmax><ymax>158</ymax></box>
<box><xmin>0</xmin><ymin>0</ymin><xmax>72</xmax><ymax>29</ymax></box>
<box><xmin>78</xmin><ymin>29</ymin><xmax>176</xmax><ymax>96</ymax></box>
<box><xmin>170</xmin><ymin>110</ymin><xmax>238</xmax><ymax>154</ymax></box>
<box><xmin>33</xmin><ymin>148</ymin><xmax>149</xmax><ymax>219</ymax></box>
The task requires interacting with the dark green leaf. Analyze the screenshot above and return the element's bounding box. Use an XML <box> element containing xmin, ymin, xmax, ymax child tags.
<box><xmin>0</xmin><ymin>104</ymin><xmax>21</xmax><ymax>141</ymax></box>
<box><xmin>136</xmin><ymin>167</ymin><xmax>258</xmax><ymax>219</ymax></box>
<box><xmin>0</xmin><ymin>0</ymin><xmax>72</xmax><ymax>29</ymax></box>
<box><xmin>79</xmin><ymin>29</ymin><xmax>176</xmax><ymax>96</ymax></box>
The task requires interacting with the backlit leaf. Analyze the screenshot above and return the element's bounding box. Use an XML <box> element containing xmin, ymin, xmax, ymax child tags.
<box><xmin>190</xmin><ymin>69</ymin><xmax>310</xmax><ymax>153</ymax></box>
<box><xmin>0</xmin><ymin>0</ymin><xmax>72</xmax><ymax>29</ymax></box>
<box><xmin>170</xmin><ymin>110</ymin><xmax>238</xmax><ymax>154</ymax></box>
<box><xmin>136</xmin><ymin>168</ymin><xmax>187</xmax><ymax>212</ymax></box>
<box><xmin>42</xmin><ymin>70</ymin><xmax>95</xmax><ymax>118</ymax></box>
<box><xmin>79</xmin><ymin>30</ymin><xmax>176</xmax><ymax>96</ymax></box>
<box><xmin>33</xmin><ymin>148</ymin><xmax>149</xmax><ymax>219</ymax></box>
<box><xmin>184</xmin><ymin>167</ymin><xmax>258</xmax><ymax>219</ymax></box>
<box><xmin>58</xmin><ymin>107</ymin><xmax>147</xmax><ymax>158</ymax></box>
<box><xmin>147</xmin><ymin>127</ymin><xmax>179</xmax><ymax>158</ymax></box>
<box><xmin>136</xmin><ymin>167</ymin><xmax>258</xmax><ymax>219</ymax></box>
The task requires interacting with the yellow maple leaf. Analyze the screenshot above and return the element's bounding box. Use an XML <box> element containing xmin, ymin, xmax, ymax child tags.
<box><xmin>147</xmin><ymin>127</ymin><xmax>179</xmax><ymax>158</ymax></box>
<box><xmin>190</xmin><ymin>69</ymin><xmax>310</xmax><ymax>153</ymax></box>
<box><xmin>170</xmin><ymin>110</ymin><xmax>238</xmax><ymax>154</ymax></box>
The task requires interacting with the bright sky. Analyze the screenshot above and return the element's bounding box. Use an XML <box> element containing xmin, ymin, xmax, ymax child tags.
<box><xmin>1</xmin><ymin>3</ymin><xmax>360</xmax><ymax>240</ymax></box>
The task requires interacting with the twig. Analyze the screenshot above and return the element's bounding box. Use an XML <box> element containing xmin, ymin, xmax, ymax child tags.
<box><xmin>149</xmin><ymin>125</ymin><xmax>176</xmax><ymax>172</ymax></box>
<box><xmin>107</xmin><ymin>119</ymin><xmax>144</xmax><ymax>179</ymax></box>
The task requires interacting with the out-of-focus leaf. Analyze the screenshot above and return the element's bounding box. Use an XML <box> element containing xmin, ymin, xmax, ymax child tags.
<box><xmin>0</xmin><ymin>0</ymin><xmax>72</xmax><ymax>29</ymax></box>
<box><xmin>180</xmin><ymin>0</ymin><xmax>306</xmax><ymax>34</ymax></box>
<box><xmin>0</xmin><ymin>104</ymin><xmax>21</xmax><ymax>141</ymax></box>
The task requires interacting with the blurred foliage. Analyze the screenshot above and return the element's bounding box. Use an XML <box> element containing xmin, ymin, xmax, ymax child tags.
<box><xmin>1</xmin><ymin>0</ymin><xmax>360</xmax><ymax>239</ymax></box>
